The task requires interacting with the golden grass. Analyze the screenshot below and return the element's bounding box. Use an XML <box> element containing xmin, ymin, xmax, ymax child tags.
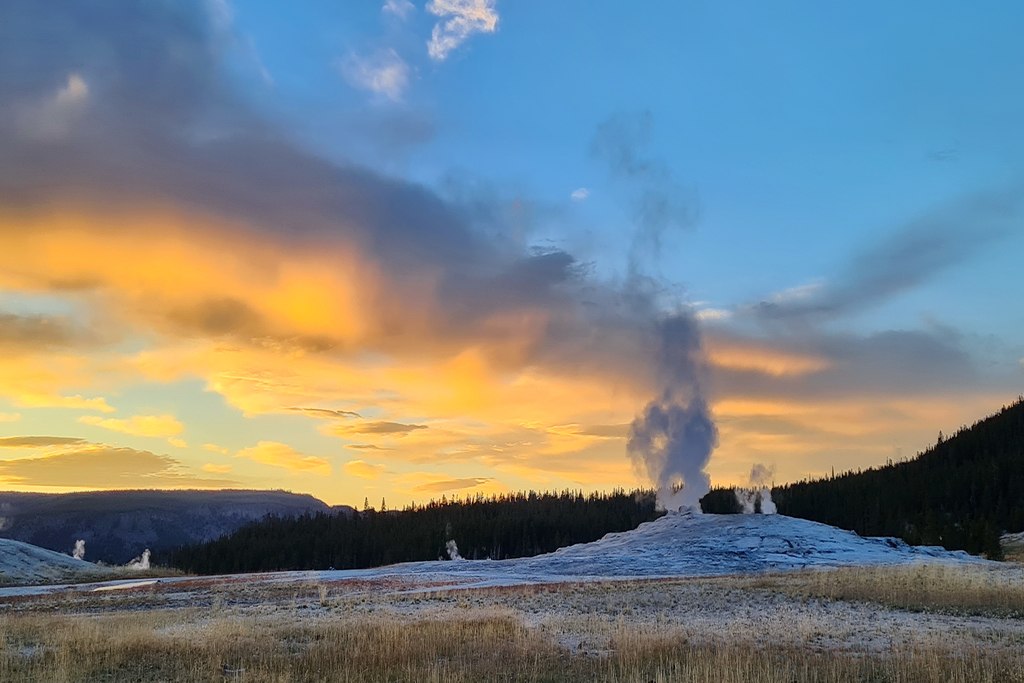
<box><xmin>1</xmin><ymin>607</ymin><xmax>1023</xmax><ymax>683</ymax></box>
<box><xmin>770</xmin><ymin>563</ymin><xmax>1024</xmax><ymax>616</ymax></box>
<box><xmin>0</xmin><ymin>611</ymin><xmax>572</xmax><ymax>682</ymax></box>
<box><xmin>4</xmin><ymin>563</ymin><xmax>1024</xmax><ymax>681</ymax></box>
<box><xmin>1003</xmin><ymin>534</ymin><xmax>1024</xmax><ymax>563</ymax></box>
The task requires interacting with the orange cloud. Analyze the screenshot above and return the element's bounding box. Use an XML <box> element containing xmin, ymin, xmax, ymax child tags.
<box><xmin>78</xmin><ymin>414</ymin><xmax>184</xmax><ymax>438</ymax></box>
<box><xmin>343</xmin><ymin>460</ymin><xmax>387</xmax><ymax>479</ymax></box>
<box><xmin>0</xmin><ymin>444</ymin><xmax>235</xmax><ymax>489</ymax></box>
<box><xmin>706</xmin><ymin>337</ymin><xmax>832</xmax><ymax>377</ymax></box>
<box><xmin>236</xmin><ymin>441</ymin><xmax>331</xmax><ymax>475</ymax></box>
<box><xmin>0</xmin><ymin>201</ymin><xmax>1012</xmax><ymax>506</ymax></box>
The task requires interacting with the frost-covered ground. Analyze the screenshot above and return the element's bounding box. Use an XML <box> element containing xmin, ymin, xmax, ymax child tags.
<box><xmin>0</xmin><ymin>511</ymin><xmax>982</xmax><ymax>596</ymax></box>
<box><xmin>3</xmin><ymin>512</ymin><xmax>1023</xmax><ymax>662</ymax></box>
<box><xmin>0</xmin><ymin>538</ymin><xmax>113</xmax><ymax>585</ymax></box>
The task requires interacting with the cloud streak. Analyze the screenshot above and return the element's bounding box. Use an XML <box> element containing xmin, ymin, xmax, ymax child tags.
<box><xmin>0</xmin><ymin>444</ymin><xmax>236</xmax><ymax>488</ymax></box>
<box><xmin>333</xmin><ymin>421</ymin><xmax>428</xmax><ymax>436</ymax></box>
<box><xmin>78</xmin><ymin>414</ymin><xmax>184</xmax><ymax>438</ymax></box>
<box><xmin>412</xmin><ymin>476</ymin><xmax>491</xmax><ymax>493</ymax></box>
<box><xmin>0</xmin><ymin>436</ymin><xmax>86</xmax><ymax>448</ymax></box>
<box><xmin>750</xmin><ymin>190</ymin><xmax>1021</xmax><ymax>325</ymax></box>
<box><xmin>426</xmin><ymin>0</ymin><xmax>499</xmax><ymax>61</ymax></box>
<box><xmin>339</xmin><ymin>48</ymin><xmax>411</xmax><ymax>101</ymax></box>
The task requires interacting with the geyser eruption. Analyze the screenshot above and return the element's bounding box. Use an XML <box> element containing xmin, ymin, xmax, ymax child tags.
<box><xmin>628</xmin><ymin>315</ymin><xmax>718</xmax><ymax>511</ymax></box>
<box><xmin>735</xmin><ymin>463</ymin><xmax>777</xmax><ymax>514</ymax></box>
<box><xmin>72</xmin><ymin>539</ymin><xmax>86</xmax><ymax>561</ymax></box>
<box><xmin>127</xmin><ymin>549</ymin><xmax>151</xmax><ymax>570</ymax></box>
<box><xmin>446</xmin><ymin>540</ymin><xmax>463</xmax><ymax>561</ymax></box>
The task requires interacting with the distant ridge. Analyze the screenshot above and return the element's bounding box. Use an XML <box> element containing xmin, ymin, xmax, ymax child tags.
<box><xmin>774</xmin><ymin>397</ymin><xmax>1024</xmax><ymax>558</ymax></box>
<box><xmin>0</xmin><ymin>489</ymin><xmax>344</xmax><ymax>564</ymax></box>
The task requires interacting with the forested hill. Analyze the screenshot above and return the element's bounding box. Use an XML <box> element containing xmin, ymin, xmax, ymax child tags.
<box><xmin>168</xmin><ymin>490</ymin><xmax>660</xmax><ymax>575</ymax></box>
<box><xmin>773</xmin><ymin>397</ymin><xmax>1024</xmax><ymax>559</ymax></box>
<box><xmin>0</xmin><ymin>489</ymin><xmax>338</xmax><ymax>564</ymax></box>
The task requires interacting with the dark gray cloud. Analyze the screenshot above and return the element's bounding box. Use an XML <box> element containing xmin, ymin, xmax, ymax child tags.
<box><xmin>289</xmin><ymin>407</ymin><xmax>362</xmax><ymax>420</ymax></box>
<box><xmin>164</xmin><ymin>298</ymin><xmax>264</xmax><ymax>338</ymax></box>
<box><xmin>0</xmin><ymin>313</ymin><xmax>97</xmax><ymax>352</ymax></box>
<box><xmin>0</xmin><ymin>1</ymin><xmax>694</xmax><ymax>408</ymax></box>
<box><xmin>750</xmin><ymin>190</ymin><xmax>1020</xmax><ymax>325</ymax></box>
<box><xmin>712</xmin><ymin>327</ymin><xmax>985</xmax><ymax>401</ymax></box>
<box><xmin>340</xmin><ymin>421</ymin><xmax>427</xmax><ymax>435</ymax></box>
<box><xmin>0</xmin><ymin>436</ymin><xmax>87</xmax><ymax>448</ymax></box>
<box><xmin>0</xmin><ymin>0</ymin><xmax>668</xmax><ymax>389</ymax></box>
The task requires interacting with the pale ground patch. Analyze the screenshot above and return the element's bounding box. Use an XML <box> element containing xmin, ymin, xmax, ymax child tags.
<box><xmin>4</xmin><ymin>563</ymin><xmax>1023</xmax><ymax>656</ymax></box>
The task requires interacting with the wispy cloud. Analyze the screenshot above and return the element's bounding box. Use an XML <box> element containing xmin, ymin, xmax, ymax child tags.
<box><xmin>426</xmin><ymin>0</ymin><xmax>499</xmax><ymax>61</ymax></box>
<box><xmin>290</xmin><ymin>407</ymin><xmax>362</xmax><ymax>420</ymax></box>
<box><xmin>0</xmin><ymin>435</ymin><xmax>86</xmax><ymax>448</ymax></box>
<box><xmin>0</xmin><ymin>412</ymin><xmax>22</xmax><ymax>423</ymax></box>
<box><xmin>382</xmin><ymin>0</ymin><xmax>415</xmax><ymax>20</ymax></box>
<box><xmin>17</xmin><ymin>394</ymin><xmax>115</xmax><ymax>413</ymax></box>
<box><xmin>78</xmin><ymin>414</ymin><xmax>184</xmax><ymax>438</ymax></box>
<box><xmin>16</xmin><ymin>72</ymin><xmax>89</xmax><ymax>141</ymax></box>
<box><xmin>236</xmin><ymin>441</ymin><xmax>331</xmax><ymax>474</ymax></box>
<box><xmin>412</xmin><ymin>476</ymin><xmax>491</xmax><ymax>493</ymax></box>
<box><xmin>570</xmin><ymin>187</ymin><xmax>590</xmax><ymax>202</ymax></box>
<box><xmin>339</xmin><ymin>48</ymin><xmax>411</xmax><ymax>101</ymax></box>
<box><xmin>334</xmin><ymin>421</ymin><xmax>427</xmax><ymax>436</ymax></box>
<box><xmin>748</xmin><ymin>191</ymin><xmax>1020</xmax><ymax>325</ymax></box>
<box><xmin>344</xmin><ymin>459</ymin><xmax>387</xmax><ymax>479</ymax></box>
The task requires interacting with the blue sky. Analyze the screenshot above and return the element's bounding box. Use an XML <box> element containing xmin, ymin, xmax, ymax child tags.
<box><xmin>234</xmin><ymin>0</ymin><xmax>1024</xmax><ymax>323</ymax></box>
<box><xmin>0</xmin><ymin>0</ymin><xmax>1021</xmax><ymax>506</ymax></box>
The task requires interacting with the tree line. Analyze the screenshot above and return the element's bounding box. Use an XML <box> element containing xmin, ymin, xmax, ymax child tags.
<box><xmin>168</xmin><ymin>398</ymin><xmax>1024</xmax><ymax>572</ymax></box>
<box><xmin>768</xmin><ymin>397</ymin><xmax>1024</xmax><ymax>559</ymax></box>
<box><xmin>167</xmin><ymin>489</ymin><xmax>662</xmax><ymax>574</ymax></box>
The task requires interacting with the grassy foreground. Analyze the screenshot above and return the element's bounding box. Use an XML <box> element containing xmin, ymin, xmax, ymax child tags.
<box><xmin>3</xmin><ymin>562</ymin><xmax>1024</xmax><ymax>682</ymax></box>
<box><xmin>1</xmin><ymin>609</ymin><xmax>1022</xmax><ymax>683</ymax></box>
<box><xmin>759</xmin><ymin>562</ymin><xmax>1024</xmax><ymax>616</ymax></box>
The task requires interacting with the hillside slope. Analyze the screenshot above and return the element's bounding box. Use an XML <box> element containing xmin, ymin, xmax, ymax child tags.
<box><xmin>774</xmin><ymin>397</ymin><xmax>1024</xmax><ymax>557</ymax></box>
<box><xmin>0</xmin><ymin>538</ymin><xmax>113</xmax><ymax>585</ymax></box>
<box><xmin>0</xmin><ymin>489</ymin><xmax>338</xmax><ymax>564</ymax></box>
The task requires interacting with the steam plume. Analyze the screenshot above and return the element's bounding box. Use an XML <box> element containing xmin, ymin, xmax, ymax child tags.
<box><xmin>735</xmin><ymin>463</ymin><xmax>777</xmax><ymax>514</ymax></box>
<box><xmin>127</xmin><ymin>549</ymin><xmax>151</xmax><ymax>570</ymax></box>
<box><xmin>445</xmin><ymin>539</ymin><xmax>463</xmax><ymax>561</ymax></box>
<box><xmin>628</xmin><ymin>315</ymin><xmax>718</xmax><ymax>511</ymax></box>
<box><xmin>72</xmin><ymin>539</ymin><xmax>85</xmax><ymax>560</ymax></box>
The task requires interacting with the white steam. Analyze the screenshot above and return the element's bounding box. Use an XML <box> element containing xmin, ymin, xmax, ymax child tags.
<box><xmin>445</xmin><ymin>539</ymin><xmax>463</xmax><ymax>561</ymax></box>
<box><xmin>734</xmin><ymin>463</ymin><xmax>776</xmax><ymax>515</ymax></box>
<box><xmin>628</xmin><ymin>316</ymin><xmax>718</xmax><ymax>512</ymax></box>
<box><xmin>72</xmin><ymin>539</ymin><xmax>86</xmax><ymax>560</ymax></box>
<box><xmin>127</xmin><ymin>549</ymin><xmax>151</xmax><ymax>570</ymax></box>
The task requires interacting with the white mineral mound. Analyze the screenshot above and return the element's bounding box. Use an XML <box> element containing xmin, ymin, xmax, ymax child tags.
<box><xmin>520</xmin><ymin>510</ymin><xmax>980</xmax><ymax>578</ymax></box>
<box><xmin>0</xmin><ymin>538</ymin><xmax>112</xmax><ymax>585</ymax></box>
<box><xmin>333</xmin><ymin>510</ymin><xmax>985</xmax><ymax>588</ymax></box>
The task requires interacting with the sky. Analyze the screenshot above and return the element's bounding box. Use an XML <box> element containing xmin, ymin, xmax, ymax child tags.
<box><xmin>0</xmin><ymin>0</ymin><xmax>1022</xmax><ymax>508</ymax></box>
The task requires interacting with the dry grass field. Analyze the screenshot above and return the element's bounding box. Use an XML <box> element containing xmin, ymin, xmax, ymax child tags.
<box><xmin>3</xmin><ymin>562</ymin><xmax>1024</xmax><ymax>682</ymax></box>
